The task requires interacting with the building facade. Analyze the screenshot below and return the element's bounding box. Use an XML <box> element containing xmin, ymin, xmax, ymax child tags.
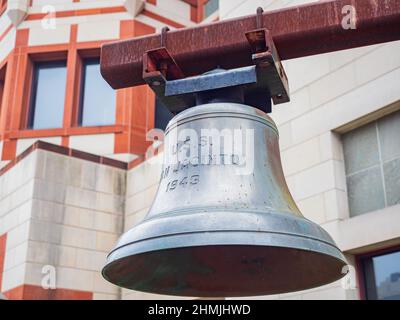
<box><xmin>0</xmin><ymin>0</ymin><xmax>399</xmax><ymax>300</ymax></box>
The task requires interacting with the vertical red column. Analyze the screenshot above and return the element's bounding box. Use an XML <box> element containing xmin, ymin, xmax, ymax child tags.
<box><xmin>114</xmin><ymin>20</ymin><xmax>156</xmax><ymax>157</ymax></box>
<box><xmin>1</xmin><ymin>28</ymin><xmax>30</xmax><ymax>161</ymax></box>
<box><xmin>62</xmin><ymin>24</ymin><xmax>80</xmax><ymax>147</ymax></box>
<box><xmin>130</xmin><ymin>20</ymin><xmax>157</xmax><ymax>156</ymax></box>
<box><xmin>114</xmin><ymin>20</ymin><xmax>135</xmax><ymax>156</ymax></box>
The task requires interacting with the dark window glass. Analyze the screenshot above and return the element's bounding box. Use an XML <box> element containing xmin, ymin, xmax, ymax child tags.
<box><xmin>79</xmin><ymin>58</ymin><xmax>116</xmax><ymax>126</ymax></box>
<box><xmin>204</xmin><ymin>0</ymin><xmax>219</xmax><ymax>18</ymax></box>
<box><xmin>29</xmin><ymin>61</ymin><xmax>66</xmax><ymax>129</ymax></box>
<box><xmin>342</xmin><ymin>110</ymin><xmax>400</xmax><ymax>217</ymax></box>
<box><xmin>360</xmin><ymin>249</ymin><xmax>400</xmax><ymax>300</ymax></box>
<box><xmin>154</xmin><ymin>98</ymin><xmax>173</xmax><ymax>131</ymax></box>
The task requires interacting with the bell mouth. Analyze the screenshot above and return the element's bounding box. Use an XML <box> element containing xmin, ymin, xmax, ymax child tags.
<box><xmin>102</xmin><ymin>244</ymin><xmax>346</xmax><ymax>298</ymax></box>
<box><xmin>102</xmin><ymin>211</ymin><xmax>347</xmax><ymax>297</ymax></box>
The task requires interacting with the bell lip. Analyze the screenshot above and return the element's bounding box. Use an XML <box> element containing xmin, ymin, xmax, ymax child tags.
<box><xmin>165</xmin><ymin>102</ymin><xmax>278</xmax><ymax>135</ymax></box>
<box><xmin>102</xmin><ymin>210</ymin><xmax>347</xmax><ymax>297</ymax></box>
<box><xmin>102</xmin><ymin>239</ymin><xmax>347</xmax><ymax>298</ymax></box>
<box><xmin>103</xmin><ymin>207</ymin><xmax>347</xmax><ymax>297</ymax></box>
<box><xmin>104</xmin><ymin>223</ymin><xmax>346</xmax><ymax>267</ymax></box>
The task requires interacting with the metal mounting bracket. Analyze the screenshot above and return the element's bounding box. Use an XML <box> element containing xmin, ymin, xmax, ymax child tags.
<box><xmin>142</xmin><ymin>26</ymin><xmax>289</xmax><ymax>114</ymax></box>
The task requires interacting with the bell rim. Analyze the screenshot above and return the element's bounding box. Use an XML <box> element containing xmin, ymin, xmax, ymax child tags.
<box><xmin>102</xmin><ymin>232</ymin><xmax>347</xmax><ymax>297</ymax></box>
<box><xmin>103</xmin><ymin>209</ymin><xmax>347</xmax><ymax>297</ymax></box>
<box><xmin>107</xmin><ymin>209</ymin><xmax>340</xmax><ymax>259</ymax></box>
<box><xmin>105</xmin><ymin>221</ymin><xmax>346</xmax><ymax>266</ymax></box>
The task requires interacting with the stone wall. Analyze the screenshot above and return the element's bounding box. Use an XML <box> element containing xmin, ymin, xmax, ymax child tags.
<box><xmin>0</xmin><ymin>146</ymin><xmax>126</xmax><ymax>299</ymax></box>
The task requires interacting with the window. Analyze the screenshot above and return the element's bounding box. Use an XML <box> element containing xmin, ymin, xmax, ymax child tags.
<box><xmin>342</xmin><ymin>110</ymin><xmax>400</xmax><ymax>217</ymax></box>
<box><xmin>204</xmin><ymin>0</ymin><xmax>219</xmax><ymax>18</ymax></box>
<box><xmin>154</xmin><ymin>98</ymin><xmax>173</xmax><ymax>131</ymax></box>
<box><xmin>79</xmin><ymin>58</ymin><xmax>116</xmax><ymax>127</ymax></box>
<box><xmin>28</xmin><ymin>61</ymin><xmax>67</xmax><ymax>129</ymax></box>
<box><xmin>359</xmin><ymin>249</ymin><xmax>400</xmax><ymax>300</ymax></box>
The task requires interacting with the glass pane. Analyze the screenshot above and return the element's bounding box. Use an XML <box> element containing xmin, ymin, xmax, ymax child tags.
<box><xmin>80</xmin><ymin>59</ymin><xmax>115</xmax><ymax>126</ymax></box>
<box><xmin>384</xmin><ymin>158</ymin><xmax>400</xmax><ymax>207</ymax></box>
<box><xmin>30</xmin><ymin>62</ymin><xmax>66</xmax><ymax>129</ymax></box>
<box><xmin>204</xmin><ymin>0</ymin><xmax>219</xmax><ymax>18</ymax></box>
<box><xmin>378</xmin><ymin>110</ymin><xmax>400</xmax><ymax>162</ymax></box>
<box><xmin>372</xmin><ymin>251</ymin><xmax>400</xmax><ymax>300</ymax></box>
<box><xmin>342</xmin><ymin>121</ymin><xmax>379</xmax><ymax>175</ymax></box>
<box><xmin>346</xmin><ymin>166</ymin><xmax>385</xmax><ymax>217</ymax></box>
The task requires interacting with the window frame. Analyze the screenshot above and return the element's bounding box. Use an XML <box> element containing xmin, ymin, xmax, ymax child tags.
<box><xmin>342</xmin><ymin>109</ymin><xmax>400</xmax><ymax>217</ymax></box>
<box><xmin>27</xmin><ymin>60</ymin><xmax>68</xmax><ymax>130</ymax></box>
<box><xmin>21</xmin><ymin>51</ymin><xmax>69</xmax><ymax>130</ymax></box>
<box><xmin>356</xmin><ymin>245</ymin><xmax>400</xmax><ymax>300</ymax></box>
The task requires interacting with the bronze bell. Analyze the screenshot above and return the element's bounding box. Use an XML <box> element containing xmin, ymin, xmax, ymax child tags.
<box><xmin>102</xmin><ymin>97</ymin><xmax>347</xmax><ymax>297</ymax></box>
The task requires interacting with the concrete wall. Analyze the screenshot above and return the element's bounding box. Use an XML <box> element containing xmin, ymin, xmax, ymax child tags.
<box><xmin>0</xmin><ymin>151</ymin><xmax>36</xmax><ymax>293</ymax></box>
<box><xmin>0</xmin><ymin>148</ymin><xmax>126</xmax><ymax>299</ymax></box>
